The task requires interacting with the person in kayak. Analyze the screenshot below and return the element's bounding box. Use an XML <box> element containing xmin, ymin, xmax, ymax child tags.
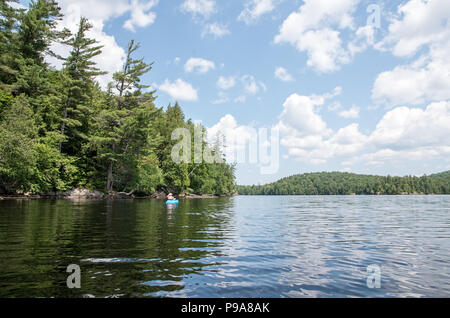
<box><xmin>167</xmin><ymin>193</ymin><xmax>176</xmax><ymax>200</ymax></box>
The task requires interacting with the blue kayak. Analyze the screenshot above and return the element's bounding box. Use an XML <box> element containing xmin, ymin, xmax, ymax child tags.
<box><xmin>166</xmin><ymin>200</ymin><xmax>179</xmax><ymax>205</ymax></box>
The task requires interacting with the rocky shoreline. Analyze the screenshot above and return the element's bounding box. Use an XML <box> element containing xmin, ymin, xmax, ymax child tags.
<box><xmin>0</xmin><ymin>188</ymin><xmax>237</xmax><ymax>200</ymax></box>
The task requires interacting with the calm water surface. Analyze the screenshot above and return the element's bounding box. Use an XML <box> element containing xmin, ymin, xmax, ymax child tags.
<box><xmin>0</xmin><ymin>196</ymin><xmax>449</xmax><ymax>298</ymax></box>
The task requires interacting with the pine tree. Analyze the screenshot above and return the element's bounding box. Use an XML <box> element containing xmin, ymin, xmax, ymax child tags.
<box><xmin>155</xmin><ymin>103</ymin><xmax>190</xmax><ymax>194</ymax></box>
<box><xmin>92</xmin><ymin>40</ymin><xmax>156</xmax><ymax>193</ymax></box>
<box><xmin>0</xmin><ymin>0</ymin><xmax>20</xmax><ymax>91</ymax></box>
<box><xmin>57</xmin><ymin>16</ymin><xmax>105</xmax><ymax>155</ymax></box>
<box><xmin>113</xmin><ymin>40</ymin><xmax>153</xmax><ymax>101</ymax></box>
<box><xmin>16</xmin><ymin>0</ymin><xmax>62</xmax><ymax>64</ymax></box>
<box><xmin>3</xmin><ymin>0</ymin><xmax>63</xmax><ymax>95</ymax></box>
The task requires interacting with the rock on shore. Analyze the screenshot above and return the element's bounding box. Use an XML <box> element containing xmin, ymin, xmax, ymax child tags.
<box><xmin>52</xmin><ymin>189</ymin><xmax>106</xmax><ymax>199</ymax></box>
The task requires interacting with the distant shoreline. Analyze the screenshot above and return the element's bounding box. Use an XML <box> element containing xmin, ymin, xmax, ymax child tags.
<box><xmin>236</xmin><ymin>193</ymin><xmax>448</xmax><ymax>196</ymax></box>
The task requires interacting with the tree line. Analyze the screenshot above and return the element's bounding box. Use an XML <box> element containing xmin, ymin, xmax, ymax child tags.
<box><xmin>237</xmin><ymin>171</ymin><xmax>450</xmax><ymax>195</ymax></box>
<box><xmin>0</xmin><ymin>0</ymin><xmax>236</xmax><ymax>196</ymax></box>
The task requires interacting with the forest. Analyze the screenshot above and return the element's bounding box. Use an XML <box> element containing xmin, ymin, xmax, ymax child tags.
<box><xmin>0</xmin><ymin>0</ymin><xmax>236</xmax><ymax>196</ymax></box>
<box><xmin>237</xmin><ymin>171</ymin><xmax>450</xmax><ymax>195</ymax></box>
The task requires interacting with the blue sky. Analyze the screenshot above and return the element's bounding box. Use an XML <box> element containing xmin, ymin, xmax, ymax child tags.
<box><xmin>20</xmin><ymin>0</ymin><xmax>450</xmax><ymax>184</ymax></box>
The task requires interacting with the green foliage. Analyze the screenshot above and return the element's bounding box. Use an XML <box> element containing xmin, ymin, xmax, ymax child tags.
<box><xmin>134</xmin><ymin>153</ymin><xmax>163</xmax><ymax>194</ymax></box>
<box><xmin>237</xmin><ymin>172</ymin><xmax>450</xmax><ymax>195</ymax></box>
<box><xmin>0</xmin><ymin>95</ymin><xmax>38</xmax><ymax>193</ymax></box>
<box><xmin>0</xmin><ymin>1</ymin><xmax>236</xmax><ymax>195</ymax></box>
<box><xmin>0</xmin><ymin>88</ymin><xmax>13</xmax><ymax>117</ymax></box>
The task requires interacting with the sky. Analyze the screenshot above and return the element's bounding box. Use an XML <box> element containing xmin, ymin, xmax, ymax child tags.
<box><xmin>19</xmin><ymin>0</ymin><xmax>450</xmax><ymax>185</ymax></box>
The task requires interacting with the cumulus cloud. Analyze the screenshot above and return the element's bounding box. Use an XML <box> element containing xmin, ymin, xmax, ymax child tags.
<box><xmin>284</xmin><ymin>123</ymin><xmax>368</xmax><ymax>164</ymax></box>
<box><xmin>274</xmin><ymin>0</ymin><xmax>360</xmax><ymax>73</ymax></box>
<box><xmin>277</xmin><ymin>87</ymin><xmax>450</xmax><ymax>166</ymax></box>
<box><xmin>241</xmin><ymin>75</ymin><xmax>265</xmax><ymax>95</ymax></box>
<box><xmin>181</xmin><ymin>0</ymin><xmax>216</xmax><ymax>19</ymax></box>
<box><xmin>372</xmin><ymin>0</ymin><xmax>450</xmax><ymax>107</ymax></box>
<box><xmin>338</xmin><ymin>106</ymin><xmax>360</xmax><ymax>118</ymax></box>
<box><xmin>180</xmin><ymin>0</ymin><xmax>230</xmax><ymax>39</ymax></box>
<box><xmin>274</xmin><ymin>66</ymin><xmax>294</xmax><ymax>82</ymax></box>
<box><xmin>217</xmin><ymin>76</ymin><xmax>236</xmax><ymax>90</ymax></box>
<box><xmin>184</xmin><ymin>58</ymin><xmax>216</xmax><ymax>74</ymax></box>
<box><xmin>123</xmin><ymin>0</ymin><xmax>158</xmax><ymax>32</ymax></box>
<box><xmin>275</xmin><ymin>90</ymin><xmax>335</xmax><ymax>139</ymax></box>
<box><xmin>379</xmin><ymin>0</ymin><xmax>450</xmax><ymax>57</ymax></box>
<box><xmin>202</xmin><ymin>22</ymin><xmax>231</xmax><ymax>38</ymax></box>
<box><xmin>156</xmin><ymin>79</ymin><xmax>198</xmax><ymax>101</ymax></box>
<box><xmin>238</xmin><ymin>0</ymin><xmax>280</xmax><ymax>24</ymax></box>
<box><xmin>344</xmin><ymin>147</ymin><xmax>450</xmax><ymax>167</ymax></box>
<box><xmin>370</xmin><ymin>102</ymin><xmax>450</xmax><ymax>150</ymax></box>
<box><xmin>212</xmin><ymin>96</ymin><xmax>229</xmax><ymax>105</ymax></box>
<box><xmin>213</xmin><ymin>75</ymin><xmax>265</xmax><ymax>104</ymax></box>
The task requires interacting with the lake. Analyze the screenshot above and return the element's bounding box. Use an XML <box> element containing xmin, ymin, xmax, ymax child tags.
<box><xmin>0</xmin><ymin>196</ymin><xmax>449</xmax><ymax>298</ymax></box>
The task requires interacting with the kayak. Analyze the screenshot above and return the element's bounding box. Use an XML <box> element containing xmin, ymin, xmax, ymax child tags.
<box><xmin>166</xmin><ymin>200</ymin><xmax>179</xmax><ymax>205</ymax></box>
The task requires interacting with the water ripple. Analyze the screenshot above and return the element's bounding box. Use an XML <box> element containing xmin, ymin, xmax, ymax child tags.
<box><xmin>0</xmin><ymin>196</ymin><xmax>449</xmax><ymax>297</ymax></box>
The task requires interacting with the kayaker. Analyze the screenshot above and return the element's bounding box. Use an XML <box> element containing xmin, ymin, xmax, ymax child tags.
<box><xmin>167</xmin><ymin>193</ymin><xmax>176</xmax><ymax>200</ymax></box>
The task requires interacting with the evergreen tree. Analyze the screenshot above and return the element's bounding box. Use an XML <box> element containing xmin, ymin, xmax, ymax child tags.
<box><xmin>0</xmin><ymin>0</ymin><xmax>20</xmax><ymax>91</ymax></box>
<box><xmin>0</xmin><ymin>3</ymin><xmax>236</xmax><ymax>196</ymax></box>
<box><xmin>57</xmin><ymin>17</ymin><xmax>105</xmax><ymax>155</ymax></box>
<box><xmin>92</xmin><ymin>40</ymin><xmax>157</xmax><ymax>193</ymax></box>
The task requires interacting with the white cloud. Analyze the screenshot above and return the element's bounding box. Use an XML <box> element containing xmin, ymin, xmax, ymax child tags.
<box><xmin>212</xmin><ymin>97</ymin><xmax>229</xmax><ymax>105</ymax></box>
<box><xmin>180</xmin><ymin>0</ymin><xmax>229</xmax><ymax>39</ymax></box>
<box><xmin>379</xmin><ymin>0</ymin><xmax>450</xmax><ymax>57</ymax></box>
<box><xmin>156</xmin><ymin>79</ymin><xmax>198</xmax><ymax>101</ymax></box>
<box><xmin>181</xmin><ymin>0</ymin><xmax>216</xmax><ymax>19</ymax></box>
<box><xmin>274</xmin><ymin>66</ymin><xmax>294</xmax><ymax>82</ymax></box>
<box><xmin>348</xmin><ymin>24</ymin><xmax>376</xmax><ymax>56</ymax></box>
<box><xmin>338</xmin><ymin>106</ymin><xmax>360</xmax><ymax>118</ymax></box>
<box><xmin>370</xmin><ymin>101</ymin><xmax>450</xmax><ymax>150</ymax></box>
<box><xmin>372</xmin><ymin>0</ymin><xmax>450</xmax><ymax>107</ymax></box>
<box><xmin>276</xmin><ymin>91</ymin><xmax>333</xmax><ymax>139</ymax></box>
<box><xmin>274</xmin><ymin>0</ymin><xmax>360</xmax><ymax>73</ymax></box>
<box><xmin>184</xmin><ymin>57</ymin><xmax>216</xmax><ymax>74</ymax></box>
<box><xmin>346</xmin><ymin>147</ymin><xmax>450</xmax><ymax>168</ymax></box>
<box><xmin>238</xmin><ymin>0</ymin><xmax>279</xmax><ymax>24</ymax></box>
<box><xmin>212</xmin><ymin>91</ymin><xmax>229</xmax><ymax>104</ymax></box>
<box><xmin>275</xmin><ymin>87</ymin><xmax>343</xmax><ymax>141</ymax></box>
<box><xmin>214</xmin><ymin>75</ymin><xmax>265</xmax><ymax>103</ymax></box>
<box><xmin>202</xmin><ymin>22</ymin><xmax>231</xmax><ymax>38</ymax></box>
<box><xmin>277</xmin><ymin>88</ymin><xmax>450</xmax><ymax>166</ymax></box>
<box><xmin>328</xmin><ymin>101</ymin><xmax>342</xmax><ymax>111</ymax></box>
<box><xmin>217</xmin><ymin>76</ymin><xmax>236</xmax><ymax>90</ymax></box>
<box><xmin>123</xmin><ymin>0</ymin><xmax>158</xmax><ymax>32</ymax></box>
<box><xmin>282</xmin><ymin>123</ymin><xmax>368</xmax><ymax>164</ymax></box>
<box><xmin>241</xmin><ymin>75</ymin><xmax>265</xmax><ymax>95</ymax></box>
